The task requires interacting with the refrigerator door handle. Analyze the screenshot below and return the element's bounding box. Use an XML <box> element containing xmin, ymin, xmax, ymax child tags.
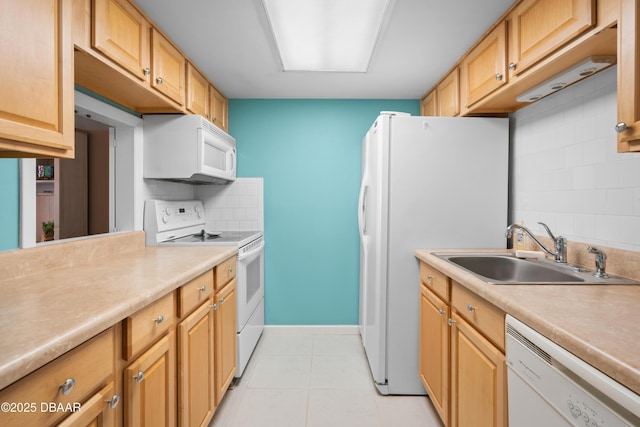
<box><xmin>358</xmin><ymin>182</ymin><xmax>368</xmax><ymax>237</ymax></box>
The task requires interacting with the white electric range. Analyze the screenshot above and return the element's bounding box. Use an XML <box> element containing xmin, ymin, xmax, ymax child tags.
<box><xmin>144</xmin><ymin>199</ymin><xmax>264</xmax><ymax>378</ymax></box>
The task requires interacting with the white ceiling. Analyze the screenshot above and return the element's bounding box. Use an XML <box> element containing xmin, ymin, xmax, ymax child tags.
<box><xmin>134</xmin><ymin>0</ymin><xmax>515</xmax><ymax>99</ymax></box>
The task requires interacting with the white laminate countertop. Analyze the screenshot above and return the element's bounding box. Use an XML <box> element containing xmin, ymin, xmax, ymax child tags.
<box><xmin>0</xmin><ymin>232</ymin><xmax>237</xmax><ymax>391</ymax></box>
<box><xmin>415</xmin><ymin>249</ymin><xmax>640</xmax><ymax>396</ymax></box>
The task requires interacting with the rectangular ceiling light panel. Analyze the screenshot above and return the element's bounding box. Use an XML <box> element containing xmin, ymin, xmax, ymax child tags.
<box><xmin>262</xmin><ymin>0</ymin><xmax>391</xmax><ymax>72</ymax></box>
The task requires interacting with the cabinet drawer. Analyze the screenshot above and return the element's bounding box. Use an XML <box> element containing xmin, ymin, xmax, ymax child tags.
<box><xmin>215</xmin><ymin>256</ymin><xmax>237</xmax><ymax>290</ymax></box>
<box><xmin>124</xmin><ymin>292</ymin><xmax>175</xmax><ymax>360</ymax></box>
<box><xmin>0</xmin><ymin>328</ymin><xmax>114</xmax><ymax>427</ymax></box>
<box><xmin>178</xmin><ymin>270</ymin><xmax>214</xmax><ymax>317</ymax></box>
<box><xmin>451</xmin><ymin>281</ymin><xmax>505</xmax><ymax>351</ymax></box>
<box><xmin>420</xmin><ymin>263</ymin><xmax>450</xmax><ymax>300</ymax></box>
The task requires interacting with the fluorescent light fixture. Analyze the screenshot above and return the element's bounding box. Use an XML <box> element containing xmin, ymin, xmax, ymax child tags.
<box><xmin>516</xmin><ymin>56</ymin><xmax>616</xmax><ymax>103</ymax></box>
<box><xmin>260</xmin><ymin>0</ymin><xmax>392</xmax><ymax>72</ymax></box>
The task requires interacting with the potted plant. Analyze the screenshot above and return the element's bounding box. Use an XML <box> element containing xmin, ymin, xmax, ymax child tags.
<box><xmin>42</xmin><ymin>220</ymin><xmax>54</xmax><ymax>241</ymax></box>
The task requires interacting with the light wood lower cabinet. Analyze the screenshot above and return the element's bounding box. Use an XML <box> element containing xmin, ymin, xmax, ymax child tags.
<box><xmin>450</xmin><ymin>313</ymin><xmax>507</xmax><ymax>427</ymax></box>
<box><xmin>57</xmin><ymin>382</ymin><xmax>119</xmax><ymax>427</ymax></box>
<box><xmin>214</xmin><ymin>278</ymin><xmax>237</xmax><ymax>404</ymax></box>
<box><xmin>419</xmin><ymin>284</ymin><xmax>450</xmax><ymax>425</ymax></box>
<box><xmin>418</xmin><ymin>262</ymin><xmax>507</xmax><ymax>427</ymax></box>
<box><xmin>178</xmin><ymin>300</ymin><xmax>216</xmax><ymax>427</ymax></box>
<box><xmin>124</xmin><ymin>330</ymin><xmax>176</xmax><ymax>427</ymax></box>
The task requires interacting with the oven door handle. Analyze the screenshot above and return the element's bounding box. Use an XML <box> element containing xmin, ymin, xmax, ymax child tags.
<box><xmin>238</xmin><ymin>240</ymin><xmax>265</xmax><ymax>262</ymax></box>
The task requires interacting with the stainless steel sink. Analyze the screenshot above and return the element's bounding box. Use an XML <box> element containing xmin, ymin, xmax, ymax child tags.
<box><xmin>434</xmin><ymin>253</ymin><xmax>640</xmax><ymax>285</ymax></box>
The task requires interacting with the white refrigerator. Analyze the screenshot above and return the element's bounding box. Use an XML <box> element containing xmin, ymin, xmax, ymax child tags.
<box><xmin>358</xmin><ymin>113</ymin><xmax>509</xmax><ymax>395</ymax></box>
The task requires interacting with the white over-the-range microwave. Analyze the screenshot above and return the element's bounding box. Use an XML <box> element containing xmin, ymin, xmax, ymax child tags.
<box><xmin>143</xmin><ymin>114</ymin><xmax>236</xmax><ymax>184</ymax></box>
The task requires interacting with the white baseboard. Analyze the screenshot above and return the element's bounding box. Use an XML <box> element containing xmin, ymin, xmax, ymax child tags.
<box><xmin>263</xmin><ymin>325</ymin><xmax>360</xmax><ymax>336</ymax></box>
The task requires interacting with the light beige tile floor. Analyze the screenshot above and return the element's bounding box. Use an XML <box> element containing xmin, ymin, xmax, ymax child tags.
<box><xmin>209</xmin><ymin>329</ymin><xmax>443</xmax><ymax>427</ymax></box>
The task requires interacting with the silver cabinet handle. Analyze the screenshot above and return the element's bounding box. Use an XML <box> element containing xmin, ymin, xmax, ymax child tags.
<box><xmin>143</xmin><ymin>67</ymin><xmax>150</xmax><ymax>76</ymax></box>
<box><xmin>467</xmin><ymin>304</ymin><xmax>475</xmax><ymax>312</ymax></box>
<box><xmin>229</xmin><ymin>266</ymin><xmax>233</xmax><ymax>273</ymax></box>
<box><xmin>219</xmin><ymin>297</ymin><xmax>225</xmax><ymax>303</ymax></box>
<box><xmin>134</xmin><ymin>371</ymin><xmax>145</xmax><ymax>383</ymax></box>
<box><xmin>438</xmin><ymin>309</ymin><xmax>445</xmax><ymax>316</ymax></box>
<box><xmin>211</xmin><ymin>303</ymin><xmax>218</xmax><ymax>311</ymax></box>
<box><xmin>60</xmin><ymin>378</ymin><xmax>75</xmax><ymax>395</ymax></box>
<box><xmin>154</xmin><ymin>315</ymin><xmax>164</xmax><ymax>325</ymax></box>
<box><xmin>107</xmin><ymin>394</ymin><xmax>121</xmax><ymax>409</ymax></box>
<box><xmin>199</xmin><ymin>285</ymin><xmax>207</xmax><ymax>292</ymax></box>
<box><xmin>508</xmin><ymin>62</ymin><xmax>516</xmax><ymax>71</ymax></box>
<box><xmin>495</xmin><ymin>73</ymin><xmax>503</xmax><ymax>81</ymax></box>
<box><xmin>447</xmin><ymin>318</ymin><xmax>456</xmax><ymax>326</ymax></box>
<box><xmin>426</xmin><ymin>274</ymin><xmax>432</xmax><ymax>282</ymax></box>
<box><xmin>615</xmin><ymin>122</ymin><xmax>628</xmax><ymax>133</ymax></box>
<box><xmin>213</xmin><ymin>117</ymin><xmax>217</xmax><ymax>123</ymax></box>
<box><xmin>156</xmin><ymin>77</ymin><xmax>163</xmax><ymax>84</ymax></box>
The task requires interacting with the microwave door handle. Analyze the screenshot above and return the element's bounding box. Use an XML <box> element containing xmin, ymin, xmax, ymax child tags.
<box><xmin>230</xmin><ymin>150</ymin><xmax>236</xmax><ymax>173</ymax></box>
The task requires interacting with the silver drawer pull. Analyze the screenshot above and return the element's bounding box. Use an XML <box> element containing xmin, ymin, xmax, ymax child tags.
<box><xmin>154</xmin><ymin>315</ymin><xmax>164</xmax><ymax>325</ymax></box>
<box><xmin>60</xmin><ymin>378</ymin><xmax>75</xmax><ymax>395</ymax></box>
<box><xmin>228</xmin><ymin>266</ymin><xmax>233</xmax><ymax>273</ymax></box>
<box><xmin>156</xmin><ymin>76</ymin><xmax>163</xmax><ymax>84</ymax></box>
<box><xmin>219</xmin><ymin>297</ymin><xmax>225</xmax><ymax>303</ymax></box>
<box><xmin>438</xmin><ymin>309</ymin><xmax>445</xmax><ymax>316</ymax></box>
<box><xmin>134</xmin><ymin>371</ymin><xmax>145</xmax><ymax>383</ymax></box>
<box><xmin>107</xmin><ymin>394</ymin><xmax>121</xmax><ymax>409</ymax></box>
<box><xmin>199</xmin><ymin>285</ymin><xmax>207</xmax><ymax>292</ymax></box>
<box><xmin>467</xmin><ymin>304</ymin><xmax>476</xmax><ymax>312</ymax></box>
<box><xmin>426</xmin><ymin>274</ymin><xmax>432</xmax><ymax>282</ymax></box>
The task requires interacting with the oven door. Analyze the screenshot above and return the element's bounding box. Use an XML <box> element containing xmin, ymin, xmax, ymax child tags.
<box><xmin>236</xmin><ymin>238</ymin><xmax>265</xmax><ymax>331</ymax></box>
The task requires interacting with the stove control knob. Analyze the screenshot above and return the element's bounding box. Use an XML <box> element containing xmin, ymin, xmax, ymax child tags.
<box><xmin>194</xmin><ymin>205</ymin><xmax>202</xmax><ymax>218</ymax></box>
<box><xmin>162</xmin><ymin>215</ymin><xmax>168</xmax><ymax>224</ymax></box>
<box><xmin>164</xmin><ymin>208</ymin><xmax>171</xmax><ymax>216</ymax></box>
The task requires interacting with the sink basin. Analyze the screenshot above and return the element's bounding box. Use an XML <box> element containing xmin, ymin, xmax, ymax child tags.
<box><xmin>434</xmin><ymin>253</ymin><xmax>640</xmax><ymax>285</ymax></box>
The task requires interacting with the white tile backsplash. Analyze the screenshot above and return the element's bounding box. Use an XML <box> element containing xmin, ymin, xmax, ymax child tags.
<box><xmin>511</xmin><ymin>66</ymin><xmax>640</xmax><ymax>251</ymax></box>
<box><xmin>195</xmin><ymin>177</ymin><xmax>264</xmax><ymax>231</ymax></box>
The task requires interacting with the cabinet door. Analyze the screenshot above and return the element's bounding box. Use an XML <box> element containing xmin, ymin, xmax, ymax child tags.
<box><xmin>510</xmin><ymin>0</ymin><xmax>595</xmax><ymax>76</ymax></box>
<box><xmin>0</xmin><ymin>0</ymin><xmax>74</xmax><ymax>158</ymax></box>
<box><xmin>214</xmin><ymin>279</ymin><xmax>237</xmax><ymax>404</ymax></box>
<box><xmin>421</xmin><ymin>90</ymin><xmax>437</xmax><ymax>116</ymax></box>
<box><xmin>151</xmin><ymin>29</ymin><xmax>186</xmax><ymax>105</ymax></box>
<box><xmin>209</xmin><ymin>86</ymin><xmax>228</xmax><ymax>132</ymax></box>
<box><xmin>186</xmin><ymin>64</ymin><xmax>210</xmax><ymax>119</ymax></box>
<box><xmin>57</xmin><ymin>382</ymin><xmax>119</xmax><ymax>427</ymax></box>
<box><xmin>178</xmin><ymin>300</ymin><xmax>216</xmax><ymax>427</ymax></box>
<box><xmin>93</xmin><ymin>0</ymin><xmax>151</xmax><ymax>82</ymax></box>
<box><xmin>437</xmin><ymin>68</ymin><xmax>460</xmax><ymax>117</ymax></box>
<box><xmin>419</xmin><ymin>285</ymin><xmax>449</xmax><ymax>426</ymax></box>
<box><xmin>617</xmin><ymin>0</ymin><xmax>640</xmax><ymax>151</ymax></box>
<box><xmin>124</xmin><ymin>331</ymin><xmax>176</xmax><ymax>427</ymax></box>
<box><xmin>450</xmin><ymin>313</ymin><xmax>507</xmax><ymax>427</ymax></box>
<box><xmin>463</xmin><ymin>21</ymin><xmax>508</xmax><ymax>107</ymax></box>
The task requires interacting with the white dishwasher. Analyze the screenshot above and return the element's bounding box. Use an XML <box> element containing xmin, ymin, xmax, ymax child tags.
<box><xmin>505</xmin><ymin>315</ymin><xmax>640</xmax><ymax>427</ymax></box>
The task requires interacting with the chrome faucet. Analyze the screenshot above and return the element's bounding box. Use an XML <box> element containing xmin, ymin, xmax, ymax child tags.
<box><xmin>587</xmin><ymin>246</ymin><xmax>609</xmax><ymax>278</ymax></box>
<box><xmin>505</xmin><ymin>222</ymin><xmax>567</xmax><ymax>263</ymax></box>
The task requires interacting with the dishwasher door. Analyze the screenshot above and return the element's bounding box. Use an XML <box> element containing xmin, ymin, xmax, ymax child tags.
<box><xmin>505</xmin><ymin>315</ymin><xmax>640</xmax><ymax>427</ymax></box>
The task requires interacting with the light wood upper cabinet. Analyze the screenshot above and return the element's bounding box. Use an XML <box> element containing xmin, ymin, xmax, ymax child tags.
<box><xmin>210</xmin><ymin>85</ymin><xmax>229</xmax><ymax>132</ymax></box>
<box><xmin>462</xmin><ymin>21</ymin><xmax>508</xmax><ymax>107</ymax></box>
<box><xmin>0</xmin><ymin>0</ymin><xmax>74</xmax><ymax>158</ymax></box>
<box><xmin>187</xmin><ymin>64</ymin><xmax>210</xmax><ymax>118</ymax></box>
<box><xmin>617</xmin><ymin>0</ymin><xmax>640</xmax><ymax>152</ymax></box>
<box><xmin>151</xmin><ymin>29</ymin><xmax>186</xmax><ymax>105</ymax></box>
<box><xmin>510</xmin><ymin>0</ymin><xmax>595</xmax><ymax>76</ymax></box>
<box><xmin>420</xmin><ymin>90</ymin><xmax>437</xmax><ymax>116</ymax></box>
<box><xmin>437</xmin><ymin>68</ymin><xmax>460</xmax><ymax>117</ymax></box>
<box><xmin>92</xmin><ymin>0</ymin><xmax>151</xmax><ymax>82</ymax></box>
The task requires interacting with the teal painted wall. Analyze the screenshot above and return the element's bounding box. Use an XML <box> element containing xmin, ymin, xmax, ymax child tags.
<box><xmin>229</xmin><ymin>99</ymin><xmax>420</xmax><ymax>325</ymax></box>
<box><xmin>0</xmin><ymin>159</ymin><xmax>20</xmax><ymax>252</ymax></box>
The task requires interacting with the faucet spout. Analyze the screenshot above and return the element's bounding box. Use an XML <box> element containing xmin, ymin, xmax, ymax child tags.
<box><xmin>506</xmin><ymin>222</ymin><xmax>567</xmax><ymax>263</ymax></box>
